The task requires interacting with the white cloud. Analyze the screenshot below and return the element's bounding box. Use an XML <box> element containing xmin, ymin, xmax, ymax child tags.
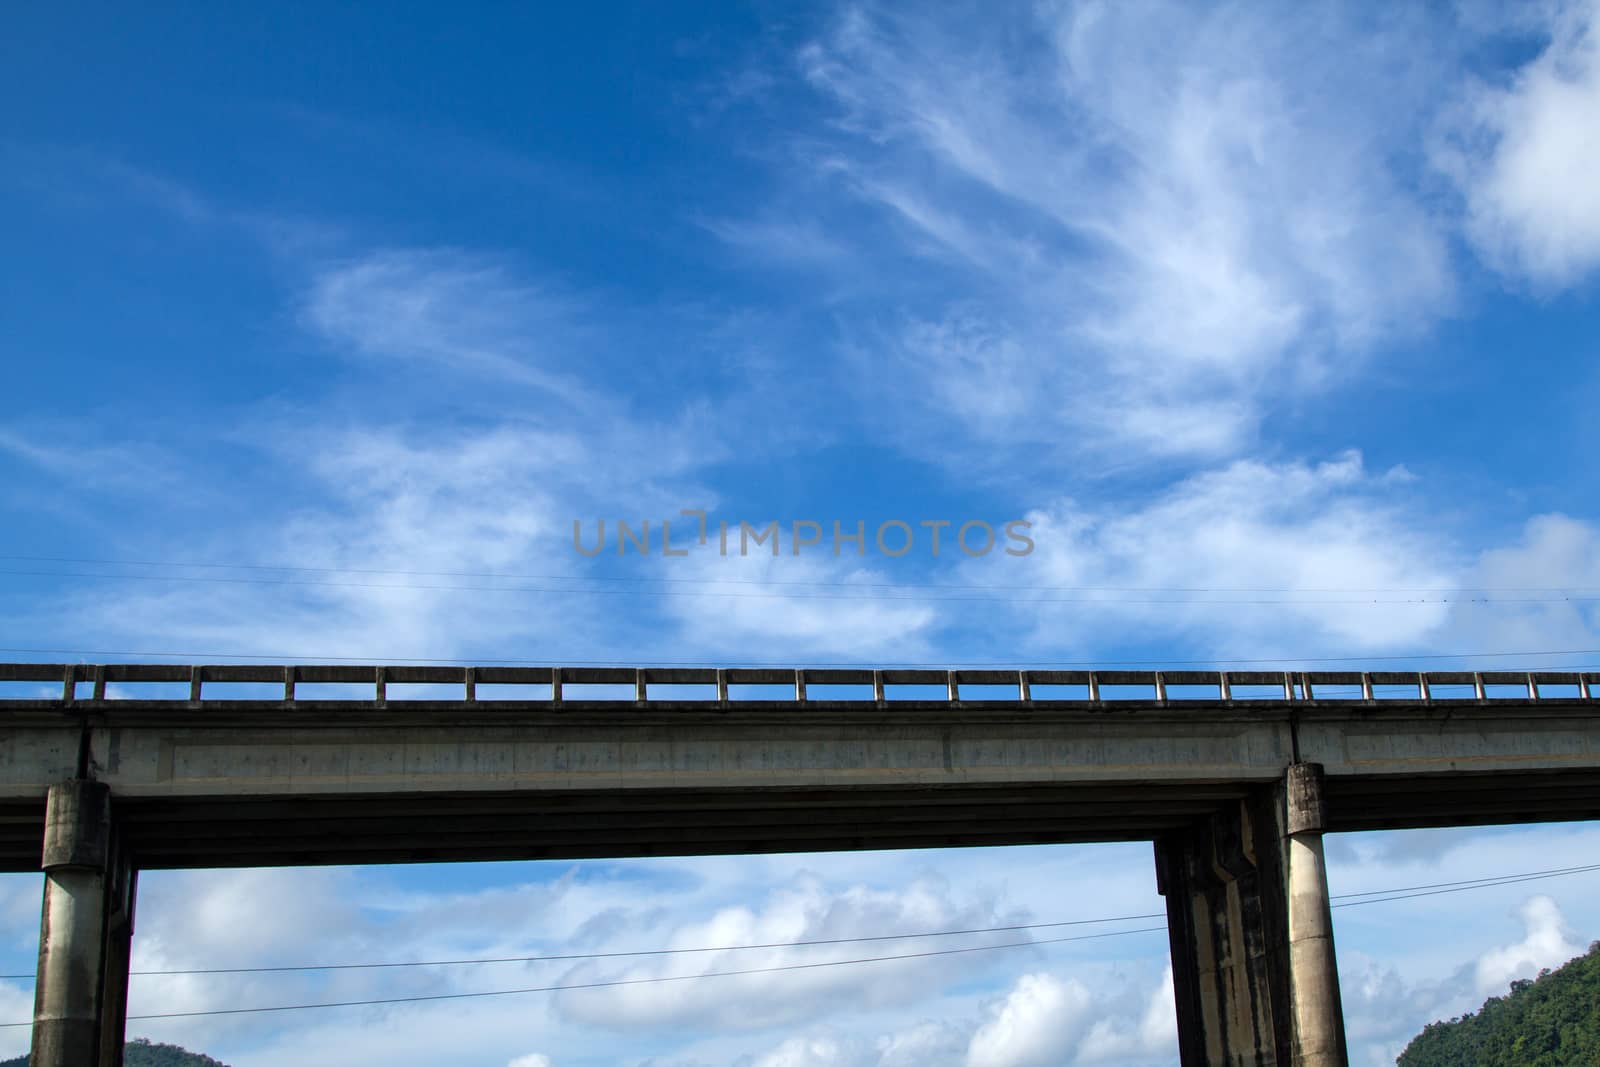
<box><xmin>1437</xmin><ymin>512</ymin><xmax>1600</xmax><ymax>654</ymax></box>
<box><xmin>986</xmin><ymin>454</ymin><xmax>1600</xmax><ymax>661</ymax></box>
<box><xmin>995</xmin><ymin>451</ymin><xmax>1456</xmax><ymax>656</ymax></box>
<box><xmin>741</xmin><ymin>1020</ymin><xmax>969</xmax><ymax>1067</ymax></box>
<box><xmin>1444</xmin><ymin>0</ymin><xmax>1600</xmax><ymax>286</ymax></box>
<box><xmin>656</xmin><ymin>546</ymin><xmax>938</xmax><ymax>659</ymax></box>
<box><xmin>965</xmin><ymin>972</ymin><xmax>1093</xmax><ymax>1067</ymax></box>
<box><xmin>507</xmin><ymin>1055</ymin><xmax>554</xmax><ymax>1067</ymax></box>
<box><xmin>0</xmin><ymin>975</ymin><xmax>32</xmax><ymax>1061</ymax></box>
<box><xmin>0</xmin><ymin>875</ymin><xmax>41</xmax><ymax>951</ymax></box>
<box><xmin>1474</xmin><ymin>895</ymin><xmax>1585</xmax><ymax>996</ymax></box>
<box><xmin>554</xmin><ymin>873</ymin><xmax>1023</xmax><ymax>1032</ymax></box>
<box><xmin>875</xmin><ymin>1021</ymin><xmax>969</xmax><ymax>1065</ymax></box>
<box><xmin>1076</xmin><ymin>970</ymin><xmax>1176</xmax><ymax>1063</ymax></box>
<box><xmin>1330</xmin><ymin>823</ymin><xmax>1600</xmax><ymax>1066</ymax></box>
<box><xmin>122</xmin><ymin>862</ymin><xmax>637</xmax><ymax>1062</ymax></box>
<box><xmin>135</xmin><ymin>869</ymin><xmax>364</xmax><ymax>968</ymax></box>
<box><xmin>126</xmin><ymin>868</ymin><xmax>384</xmax><ymax>1051</ymax></box>
<box><xmin>749</xmin><ymin>1032</ymin><xmax>864</xmax><ymax>1067</ymax></box>
<box><xmin>729</xmin><ymin>969</ymin><xmax>1175</xmax><ymax>1067</ymax></box>
<box><xmin>8</xmin><ymin>830</ymin><xmax>1595</xmax><ymax>1067</ymax></box>
<box><xmin>81</xmin><ymin>846</ymin><xmax>1169</xmax><ymax>1067</ymax></box>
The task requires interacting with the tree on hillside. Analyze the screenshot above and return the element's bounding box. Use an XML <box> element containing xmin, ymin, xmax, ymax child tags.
<box><xmin>1397</xmin><ymin>941</ymin><xmax>1600</xmax><ymax>1066</ymax></box>
<box><xmin>0</xmin><ymin>1037</ymin><xmax>229</xmax><ymax>1067</ymax></box>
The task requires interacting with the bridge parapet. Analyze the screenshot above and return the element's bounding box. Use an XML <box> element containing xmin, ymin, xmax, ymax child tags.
<box><xmin>3</xmin><ymin>662</ymin><xmax>1595</xmax><ymax>708</ymax></box>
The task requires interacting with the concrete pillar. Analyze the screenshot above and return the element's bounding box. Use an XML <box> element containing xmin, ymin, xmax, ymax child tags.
<box><xmin>1284</xmin><ymin>764</ymin><xmax>1347</xmax><ymax>1067</ymax></box>
<box><xmin>30</xmin><ymin>779</ymin><xmax>134</xmax><ymax>1067</ymax></box>
<box><xmin>98</xmin><ymin>859</ymin><xmax>137</xmax><ymax>1067</ymax></box>
<box><xmin>1155</xmin><ymin>764</ymin><xmax>1348</xmax><ymax>1066</ymax></box>
<box><xmin>1156</xmin><ymin>795</ymin><xmax>1292</xmax><ymax>1066</ymax></box>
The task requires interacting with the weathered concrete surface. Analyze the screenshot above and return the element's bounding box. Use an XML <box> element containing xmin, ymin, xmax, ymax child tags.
<box><xmin>0</xmin><ymin>696</ymin><xmax>1598</xmax><ymax>868</ymax></box>
<box><xmin>1157</xmin><ymin>792</ymin><xmax>1292</xmax><ymax>1066</ymax></box>
<box><xmin>5</xmin><ymin>706</ymin><xmax>1299</xmax><ymax>794</ymax></box>
<box><xmin>30</xmin><ymin>780</ymin><xmax>134</xmax><ymax>1067</ymax></box>
<box><xmin>1284</xmin><ymin>764</ymin><xmax>1346</xmax><ymax>1067</ymax></box>
<box><xmin>1156</xmin><ymin>765</ymin><xmax>1349</xmax><ymax>1067</ymax></box>
<box><xmin>1295</xmin><ymin>707</ymin><xmax>1600</xmax><ymax>775</ymax></box>
<box><xmin>1</xmin><ymin>703</ymin><xmax>1595</xmax><ymax>800</ymax></box>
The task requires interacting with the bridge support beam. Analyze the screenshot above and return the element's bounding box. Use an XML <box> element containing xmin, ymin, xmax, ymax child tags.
<box><xmin>30</xmin><ymin>779</ymin><xmax>136</xmax><ymax>1067</ymax></box>
<box><xmin>1155</xmin><ymin>764</ymin><xmax>1347</xmax><ymax>1066</ymax></box>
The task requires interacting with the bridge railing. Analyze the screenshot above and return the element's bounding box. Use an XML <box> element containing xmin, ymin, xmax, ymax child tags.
<box><xmin>0</xmin><ymin>663</ymin><xmax>1594</xmax><ymax>707</ymax></box>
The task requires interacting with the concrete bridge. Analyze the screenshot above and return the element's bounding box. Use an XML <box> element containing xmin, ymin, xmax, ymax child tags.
<box><xmin>2</xmin><ymin>662</ymin><xmax>1598</xmax><ymax>1066</ymax></box>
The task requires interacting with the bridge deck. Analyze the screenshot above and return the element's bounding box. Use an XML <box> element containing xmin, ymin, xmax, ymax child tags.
<box><xmin>0</xmin><ymin>664</ymin><xmax>1596</xmax><ymax>869</ymax></box>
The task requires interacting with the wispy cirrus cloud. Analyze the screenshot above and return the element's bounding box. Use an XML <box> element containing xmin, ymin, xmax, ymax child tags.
<box><xmin>303</xmin><ymin>249</ymin><xmax>595</xmax><ymax>401</ymax></box>
<box><xmin>43</xmin><ymin>245</ymin><xmax>957</xmax><ymax>664</ymax></box>
<box><xmin>743</xmin><ymin>3</ymin><xmax>1458</xmax><ymax>465</ymax></box>
<box><xmin>0</xmin><ymin>426</ymin><xmax>182</xmax><ymax>495</ymax></box>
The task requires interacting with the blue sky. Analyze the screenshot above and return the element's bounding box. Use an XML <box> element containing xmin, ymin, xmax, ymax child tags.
<box><xmin>3</xmin><ymin>1</ymin><xmax>1600</xmax><ymax>1064</ymax></box>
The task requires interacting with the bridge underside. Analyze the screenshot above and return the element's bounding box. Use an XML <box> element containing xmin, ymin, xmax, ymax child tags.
<box><xmin>6</xmin><ymin>781</ymin><xmax>1243</xmax><ymax>870</ymax></box>
<box><xmin>5</xmin><ymin>770</ymin><xmax>1600</xmax><ymax>871</ymax></box>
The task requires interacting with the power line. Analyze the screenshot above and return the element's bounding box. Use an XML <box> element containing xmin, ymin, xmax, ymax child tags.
<box><xmin>2</xmin><ymin>862</ymin><xmax>1594</xmax><ymax>985</ymax></box>
<box><xmin>117</xmin><ymin>861</ymin><xmax>1600</xmax><ymax>979</ymax></box>
<box><xmin>4</xmin><ymin>567</ymin><xmax>1599</xmax><ymax>606</ymax></box>
<box><xmin>3</xmin><ymin>554</ymin><xmax>1595</xmax><ymax>596</ymax></box>
<box><xmin>1331</xmin><ymin>862</ymin><xmax>1600</xmax><ymax>900</ymax></box>
<box><xmin>126</xmin><ymin>912</ymin><xmax>1171</xmax><ymax>978</ymax></box>
<box><xmin>0</xmin><ymin>926</ymin><xmax>1169</xmax><ymax>1025</ymax></box>
<box><xmin>2</xmin><ymin>856</ymin><xmax>1594</xmax><ymax>1025</ymax></box>
<box><xmin>0</xmin><ymin>861</ymin><xmax>1593</xmax><ymax>1026</ymax></box>
<box><xmin>1332</xmin><ymin>864</ymin><xmax>1600</xmax><ymax>908</ymax></box>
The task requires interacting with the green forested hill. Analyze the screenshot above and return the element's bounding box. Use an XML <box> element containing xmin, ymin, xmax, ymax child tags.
<box><xmin>1398</xmin><ymin>941</ymin><xmax>1600</xmax><ymax>1066</ymax></box>
<box><xmin>0</xmin><ymin>1036</ymin><xmax>229</xmax><ymax>1067</ymax></box>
